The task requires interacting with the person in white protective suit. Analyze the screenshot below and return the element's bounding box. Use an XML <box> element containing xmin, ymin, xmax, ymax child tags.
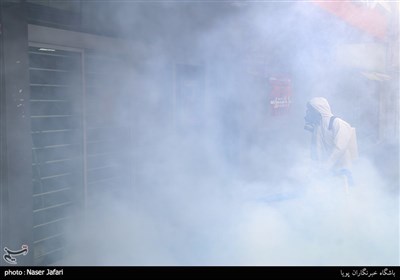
<box><xmin>304</xmin><ymin>97</ymin><xmax>358</xmax><ymax>188</ymax></box>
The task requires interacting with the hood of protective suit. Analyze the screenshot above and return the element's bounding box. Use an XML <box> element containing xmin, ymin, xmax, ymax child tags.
<box><xmin>308</xmin><ymin>97</ymin><xmax>333</xmax><ymax>118</ymax></box>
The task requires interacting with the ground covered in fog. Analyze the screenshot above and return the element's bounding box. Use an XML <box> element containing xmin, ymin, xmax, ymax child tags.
<box><xmin>63</xmin><ymin>155</ymin><xmax>398</xmax><ymax>266</ymax></box>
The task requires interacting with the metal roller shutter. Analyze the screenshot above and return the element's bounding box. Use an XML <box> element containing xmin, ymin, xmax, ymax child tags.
<box><xmin>29</xmin><ymin>46</ymin><xmax>84</xmax><ymax>265</ymax></box>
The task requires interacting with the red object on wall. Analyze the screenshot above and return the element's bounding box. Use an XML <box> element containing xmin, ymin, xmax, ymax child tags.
<box><xmin>269</xmin><ymin>77</ymin><xmax>292</xmax><ymax>116</ymax></box>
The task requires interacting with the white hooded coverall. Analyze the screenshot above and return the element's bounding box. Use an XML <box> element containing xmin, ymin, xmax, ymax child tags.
<box><xmin>308</xmin><ymin>97</ymin><xmax>358</xmax><ymax>172</ymax></box>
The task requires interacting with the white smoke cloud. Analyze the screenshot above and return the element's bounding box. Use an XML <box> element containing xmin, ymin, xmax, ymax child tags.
<box><xmin>60</xmin><ymin>1</ymin><xmax>398</xmax><ymax>266</ymax></box>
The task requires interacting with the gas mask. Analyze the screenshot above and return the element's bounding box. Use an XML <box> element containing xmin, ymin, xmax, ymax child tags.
<box><xmin>304</xmin><ymin>104</ymin><xmax>321</xmax><ymax>132</ymax></box>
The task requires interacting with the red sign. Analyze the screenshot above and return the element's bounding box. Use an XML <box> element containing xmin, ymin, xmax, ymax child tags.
<box><xmin>269</xmin><ymin>77</ymin><xmax>292</xmax><ymax>116</ymax></box>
